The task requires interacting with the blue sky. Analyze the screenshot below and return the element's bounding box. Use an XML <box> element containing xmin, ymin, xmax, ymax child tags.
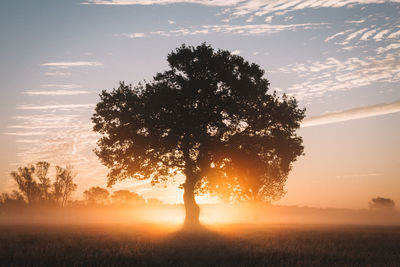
<box><xmin>1</xmin><ymin>0</ymin><xmax>399</xmax><ymax>208</ymax></box>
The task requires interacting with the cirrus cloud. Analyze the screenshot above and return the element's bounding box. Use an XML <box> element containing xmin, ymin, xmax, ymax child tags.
<box><xmin>40</xmin><ymin>61</ymin><xmax>103</xmax><ymax>68</ymax></box>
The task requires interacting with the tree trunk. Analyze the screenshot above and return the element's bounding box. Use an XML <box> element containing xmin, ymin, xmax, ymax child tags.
<box><xmin>183</xmin><ymin>179</ymin><xmax>200</xmax><ymax>228</ymax></box>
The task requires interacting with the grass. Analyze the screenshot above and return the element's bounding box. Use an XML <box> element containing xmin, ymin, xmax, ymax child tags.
<box><xmin>0</xmin><ymin>224</ymin><xmax>399</xmax><ymax>266</ymax></box>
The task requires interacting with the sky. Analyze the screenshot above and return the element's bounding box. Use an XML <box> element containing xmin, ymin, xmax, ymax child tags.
<box><xmin>0</xmin><ymin>0</ymin><xmax>399</xmax><ymax>209</ymax></box>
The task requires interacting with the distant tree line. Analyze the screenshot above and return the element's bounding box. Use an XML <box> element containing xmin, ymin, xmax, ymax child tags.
<box><xmin>0</xmin><ymin>162</ymin><xmax>163</xmax><ymax>209</ymax></box>
<box><xmin>82</xmin><ymin>186</ymin><xmax>162</xmax><ymax>206</ymax></box>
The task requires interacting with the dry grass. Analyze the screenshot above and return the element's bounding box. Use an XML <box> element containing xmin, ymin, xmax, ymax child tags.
<box><xmin>0</xmin><ymin>224</ymin><xmax>399</xmax><ymax>266</ymax></box>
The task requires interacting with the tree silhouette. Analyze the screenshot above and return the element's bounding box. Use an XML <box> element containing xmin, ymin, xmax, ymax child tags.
<box><xmin>83</xmin><ymin>186</ymin><xmax>109</xmax><ymax>205</ymax></box>
<box><xmin>92</xmin><ymin>43</ymin><xmax>305</xmax><ymax>226</ymax></box>
<box><xmin>369</xmin><ymin>197</ymin><xmax>396</xmax><ymax>211</ymax></box>
<box><xmin>11</xmin><ymin>164</ymin><xmax>42</xmax><ymax>204</ymax></box>
<box><xmin>52</xmin><ymin>166</ymin><xmax>77</xmax><ymax>207</ymax></box>
<box><xmin>111</xmin><ymin>190</ymin><xmax>145</xmax><ymax>205</ymax></box>
<box><xmin>10</xmin><ymin>162</ymin><xmax>77</xmax><ymax>206</ymax></box>
<box><xmin>36</xmin><ymin>161</ymin><xmax>51</xmax><ymax>201</ymax></box>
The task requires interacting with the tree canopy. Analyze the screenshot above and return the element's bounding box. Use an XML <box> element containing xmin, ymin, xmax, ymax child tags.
<box><xmin>369</xmin><ymin>197</ymin><xmax>396</xmax><ymax>211</ymax></box>
<box><xmin>92</xmin><ymin>43</ymin><xmax>305</xmax><ymax>225</ymax></box>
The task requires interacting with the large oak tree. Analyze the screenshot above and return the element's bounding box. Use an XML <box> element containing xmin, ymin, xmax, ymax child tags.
<box><xmin>92</xmin><ymin>43</ymin><xmax>305</xmax><ymax>226</ymax></box>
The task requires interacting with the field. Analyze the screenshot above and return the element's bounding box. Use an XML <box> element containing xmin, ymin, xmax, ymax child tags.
<box><xmin>1</xmin><ymin>224</ymin><xmax>399</xmax><ymax>266</ymax></box>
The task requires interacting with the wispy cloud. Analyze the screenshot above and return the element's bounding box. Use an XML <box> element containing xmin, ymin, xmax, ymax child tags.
<box><xmin>23</xmin><ymin>90</ymin><xmax>90</xmax><ymax>96</ymax></box>
<box><xmin>7</xmin><ymin>113</ymin><xmax>109</xmax><ymax>190</ymax></box>
<box><xmin>114</xmin><ymin>33</ymin><xmax>146</xmax><ymax>38</ymax></box>
<box><xmin>301</xmin><ymin>100</ymin><xmax>400</xmax><ymax>128</ymax></box>
<box><xmin>12</xmin><ymin>121</ymin><xmax>108</xmax><ymax>192</ymax></box>
<box><xmin>8</xmin><ymin>125</ymin><xmax>80</xmax><ymax>129</ymax></box>
<box><xmin>45</xmin><ymin>72</ymin><xmax>71</xmax><ymax>76</ymax></box>
<box><xmin>324</xmin><ymin>16</ymin><xmax>400</xmax><ymax>50</ymax></box>
<box><xmin>15</xmin><ymin>139</ymin><xmax>41</xmax><ymax>143</ymax></box>
<box><xmin>16</xmin><ymin>104</ymin><xmax>94</xmax><ymax>110</ymax></box>
<box><xmin>387</xmin><ymin>29</ymin><xmax>400</xmax><ymax>39</ymax></box>
<box><xmin>12</xmin><ymin>114</ymin><xmax>80</xmax><ymax>125</ymax></box>
<box><xmin>377</xmin><ymin>42</ymin><xmax>400</xmax><ymax>54</ymax></box>
<box><xmin>229</xmin><ymin>0</ymin><xmax>400</xmax><ymax>18</ymax></box>
<box><xmin>81</xmin><ymin>0</ymin><xmax>242</xmax><ymax>6</ymax></box>
<box><xmin>41</xmin><ymin>61</ymin><xmax>103</xmax><ymax>68</ymax></box>
<box><xmin>4</xmin><ymin>132</ymin><xmax>47</xmax><ymax>136</ymax></box>
<box><xmin>118</xmin><ymin>22</ymin><xmax>329</xmax><ymax>38</ymax></box>
<box><xmin>324</xmin><ymin>29</ymin><xmax>352</xmax><ymax>42</ymax></box>
<box><xmin>280</xmin><ymin>52</ymin><xmax>400</xmax><ymax>100</ymax></box>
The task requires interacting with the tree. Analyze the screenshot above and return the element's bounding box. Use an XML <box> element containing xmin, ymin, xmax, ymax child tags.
<box><xmin>83</xmin><ymin>186</ymin><xmax>110</xmax><ymax>205</ymax></box>
<box><xmin>92</xmin><ymin>43</ymin><xmax>305</xmax><ymax>227</ymax></box>
<box><xmin>111</xmin><ymin>190</ymin><xmax>145</xmax><ymax>205</ymax></box>
<box><xmin>10</xmin><ymin>165</ymin><xmax>41</xmax><ymax>204</ymax></box>
<box><xmin>53</xmin><ymin>166</ymin><xmax>77</xmax><ymax>207</ymax></box>
<box><xmin>369</xmin><ymin>197</ymin><xmax>396</xmax><ymax>211</ymax></box>
<box><xmin>9</xmin><ymin>162</ymin><xmax>77</xmax><ymax>207</ymax></box>
<box><xmin>35</xmin><ymin>161</ymin><xmax>51</xmax><ymax>201</ymax></box>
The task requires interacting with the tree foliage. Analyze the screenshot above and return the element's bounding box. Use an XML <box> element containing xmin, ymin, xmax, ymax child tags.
<box><xmin>83</xmin><ymin>186</ymin><xmax>110</xmax><ymax>205</ymax></box>
<box><xmin>53</xmin><ymin>166</ymin><xmax>77</xmax><ymax>207</ymax></box>
<box><xmin>369</xmin><ymin>197</ymin><xmax>396</xmax><ymax>211</ymax></box>
<box><xmin>111</xmin><ymin>190</ymin><xmax>145</xmax><ymax>205</ymax></box>
<box><xmin>92</xmin><ymin>43</ymin><xmax>305</xmax><ymax>223</ymax></box>
<box><xmin>9</xmin><ymin>162</ymin><xmax>77</xmax><ymax>206</ymax></box>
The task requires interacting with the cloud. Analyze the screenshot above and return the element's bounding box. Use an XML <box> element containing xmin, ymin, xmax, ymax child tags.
<box><xmin>11</xmin><ymin>121</ymin><xmax>109</xmax><ymax>194</ymax></box>
<box><xmin>168</xmin><ymin>20</ymin><xmax>175</xmax><ymax>24</ymax></box>
<box><xmin>343</xmin><ymin>28</ymin><xmax>368</xmax><ymax>42</ymax></box>
<box><xmin>377</xmin><ymin>43</ymin><xmax>400</xmax><ymax>54</ymax></box>
<box><xmin>23</xmin><ymin>90</ymin><xmax>90</xmax><ymax>96</ymax></box>
<box><xmin>81</xmin><ymin>0</ymin><xmax>242</xmax><ymax>6</ymax></box>
<box><xmin>15</xmin><ymin>139</ymin><xmax>41</xmax><ymax>143</ymax></box>
<box><xmin>7</xmin><ymin>113</ymin><xmax>109</xmax><ymax>192</ymax></box>
<box><xmin>387</xmin><ymin>29</ymin><xmax>400</xmax><ymax>39</ymax></box>
<box><xmin>231</xmin><ymin>50</ymin><xmax>240</xmax><ymax>55</ymax></box>
<box><xmin>8</xmin><ymin>125</ymin><xmax>80</xmax><ymax>129</ymax></box>
<box><xmin>118</xmin><ymin>22</ymin><xmax>329</xmax><ymax>38</ymax></box>
<box><xmin>360</xmin><ymin>29</ymin><xmax>377</xmax><ymax>41</ymax></box>
<box><xmin>114</xmin><ymin>33</ymin><xmax>146</xmax><ymax>38</ymax></box>
<box><xmin>4</xmin><ymin>132</ymin><xmax>47</xmax><ymax>136</ymax></box>
<box><xmin>264</xmin><ymin>16</ymin><xmax>272</xmax><ymax>23</ymax></box>
<box><xmin>230</xmin><ymin>0</ymin><xmax>400</xmax><ymax>18</ymax></box>
<box><xmin>12</xmin><ymin>114</ymin><xmax>80</xmax><ymax>125</ymax></box>
<box><xmin>344</xmin><ymin>20</ymin><xmax>365</xmax><ymax>24</ymax></box>
<box><xmin>280</xmin><ymin>53</ymin><xmax>400</xmax><ymax>100</ymax></box>
<box><xmin>301</xmin><ymin>100</ymin><xmax>400</xmax><ymax>128</ymax></box>
<box><xmin>16</xmin><ymin>104</ymin><xmax>94</xmax><ymax>110</ymax></box>
<box><xmin>324</xmin><ymin>15</ymin><xmax>400</xmax><ymax>48</ymax></box>
<box><xmin>373</xmin><ymin>29</ymin><xmax>391</xmax><ymax>41</ymax></box>
<box><xmin>45</xmin><ymin>72</ymin><xmax>71</xmax><ymax>76</ymax></box>
<box><xmin>324</xmin><ymin>29</ymin><xmax>352</xmax><ymax>42</ymax></box>
<box><xmin>40</xmin><ymin>61</ymin><xmax>103</xmax><ymax>68</ymax></box>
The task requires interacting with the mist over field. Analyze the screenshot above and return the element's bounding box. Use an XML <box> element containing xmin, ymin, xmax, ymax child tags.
<box><xmin>1</xmin><ymin>202</ymin><xmax>399</xmax><ymax>226</ymax></box>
